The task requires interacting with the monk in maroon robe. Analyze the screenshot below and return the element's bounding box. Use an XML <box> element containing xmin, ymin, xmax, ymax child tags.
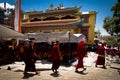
<box><xmin>96</xmin><ymin>43</ymin><xmax>106</xmax><ymax>68</ymax></box>
<box><xmin>75</xmin><ymin>40</ymin><xmax>87</xmax><ymax>72</ymax></box>
<box><xmin>51</xmin><ymin>41</ymin><xmax>62</xmax><ymax>73</ymax></box>
<box><xmin>24</xmin><ymin>41</ymin><xmax>39</xmax><ymax>74</ymax></box>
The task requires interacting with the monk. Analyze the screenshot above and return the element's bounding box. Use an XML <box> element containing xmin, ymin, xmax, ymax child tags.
<box><xmin>24</xmin><ymin>41</ymin><xmax>39</xmax><ymax>74</ymax></box>
<box><xmin>75</xmin><ymin>40</ymin><xmax>87</xmax><ymax>72</ymax></box>
<box><xmin>96</xmin><ymin>43</ymin><xmax>106</xmax><ymax>68</ymax></box>
<box><xmin>51</xmin><ymin>41</ymin><xmax>62</xmax><ymax>73</ymax></box>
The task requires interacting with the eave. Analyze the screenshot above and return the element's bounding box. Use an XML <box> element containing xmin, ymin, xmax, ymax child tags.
<box><xmin>22</xmin><ymin>19</ymin><xmax>79</xmax><ymax>27</ymax></box>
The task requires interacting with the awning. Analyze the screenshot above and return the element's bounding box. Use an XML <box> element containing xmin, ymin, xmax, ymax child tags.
<box><xmin>0</xmin><ymin>24</ymin><xmax>25</xmax><ymax>39</ymax></box>
<box><xmin>25</xmin><ymin>32</ymin><xmax>86</xmax><ymax>43</ymax></box>
<box><xmin>72</xmin><ymin>20</ymin><xmax>83</xmax><ymax>25</ymax></box>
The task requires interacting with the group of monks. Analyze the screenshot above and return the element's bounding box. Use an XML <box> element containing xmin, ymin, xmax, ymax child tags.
<box><xmin>1</xmin><ymin>39</ymin><xmax>119</xmax><ymax>75</ymax></box>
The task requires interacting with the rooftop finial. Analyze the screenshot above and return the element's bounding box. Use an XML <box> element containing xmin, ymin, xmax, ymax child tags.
<box><xmin>4</xmin><ymin>2</ymin><xmax>6</xmax><ymax>10</ymax></box>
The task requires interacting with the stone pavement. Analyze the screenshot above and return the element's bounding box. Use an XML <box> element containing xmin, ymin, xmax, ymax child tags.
<box><xmin>0</xmin><ymin>52</ymin><xmax>120</xmax><ymax>80</ymax></box>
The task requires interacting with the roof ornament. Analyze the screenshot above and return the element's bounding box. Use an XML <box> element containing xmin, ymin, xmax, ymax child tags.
<box><xmin>74</xmin><ymin>4</ymin><xmax>77</xmax><ymax>8</ymax></box>
<box><xmin>50</xmin><ymin>4</ymin><xmax>54</xmax><ymax>10</ymax></box>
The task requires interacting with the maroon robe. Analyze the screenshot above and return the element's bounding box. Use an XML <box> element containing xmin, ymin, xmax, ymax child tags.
<box><xmin>96</xmin><ymin>45</ymin><xmax>105</xmax><ymax>65</ymax></box>
<box><xmin>51</xmin><ymin>43</ymin><xmax>62</xmax><ymax>71</ymax></box>
<box><xmin>24</xmin><ymin>44</ymin><xmax>37</xmax><ymax>72</ymax></box>
<box><xmin>76</xmin><ymin>40</ymin><xmax>87</xmax><ymax>69</ymax></box>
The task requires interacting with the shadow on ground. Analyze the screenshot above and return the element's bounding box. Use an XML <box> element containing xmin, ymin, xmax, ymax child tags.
<box><xmin>50</xmin><ymin>72</ymin><xmax>62</xmax><ymax>77</ymax></box>
<box><xmin>75</xmin><ymin>71</ymin><xmax>88</xmax><ymax>75</ymax></box>
<box><xmin>22</xmin><ymin>73</ymin><xmax>36</xmax><ymax>79</ymax></box>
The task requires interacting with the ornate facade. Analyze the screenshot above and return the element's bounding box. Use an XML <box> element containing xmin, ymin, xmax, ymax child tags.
<box><xmin>21</xmin><ymin>6</ymin><xmax>96</xmax><ymax>44</ymax></box>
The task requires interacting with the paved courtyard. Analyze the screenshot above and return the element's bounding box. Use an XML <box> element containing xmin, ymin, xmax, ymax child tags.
<box><xmin>0</xmin><ymin>52</ymin><xmax>120</xmax><ymax>80</ymax></box>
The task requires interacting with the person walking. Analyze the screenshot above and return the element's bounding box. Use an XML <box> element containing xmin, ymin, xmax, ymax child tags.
<box><xmin>50</xmin><ymin>41</ymin><xmax>62</xmax><ymax>74</ymax></box>
<box><xmin>24</xmin><ymin>41</ymin><xmax>39</xmax><ymax>74</ymax></box>
<box><xmin>95</xmin><ymin>43</ymin><xmax>106</xmax><ymax>68</ymax></box>
<box><xmin>75</xmin><ymin>40</ymin><xmax>87</xmax><ymax>72</ymax></box>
